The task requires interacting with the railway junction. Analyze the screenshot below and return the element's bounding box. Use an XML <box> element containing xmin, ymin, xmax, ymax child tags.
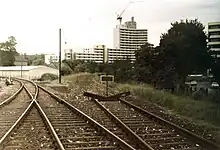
<box><xmin>0</xmin><ymin>77</ymin><xmax>219</xmax><ymax>150</ymax></box>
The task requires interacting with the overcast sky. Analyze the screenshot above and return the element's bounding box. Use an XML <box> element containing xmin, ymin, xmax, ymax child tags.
<box><xmin>0</xmin><ymin>0</ymin><xmax>219</xmax><ymax>55</ymax></box>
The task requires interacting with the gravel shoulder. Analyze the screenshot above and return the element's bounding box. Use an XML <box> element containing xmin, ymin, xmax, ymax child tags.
<box><xmin>0</xmin><ymin>81</ymin><xmax>21</xmax><ymax>103</ymax></box>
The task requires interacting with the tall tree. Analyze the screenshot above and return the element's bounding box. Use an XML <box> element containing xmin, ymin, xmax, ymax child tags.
<box><xmin>134</xmin><ymin>43</ymin><xmax>160</xmax><ymax>84</ymax></box>
<box><xmin>159</xmin><ymin>19</ymin><xmax>211</xmax><ymax>87</ymax></box>
<box><xmin>111</xmin><ymin>59</ymin><xmax>133</xmax><ymax>82</ymax></box>
<box><xmin>0</xmin><ymin>36</ymin><xmax>17</xmax><ymax>66</ymax></box>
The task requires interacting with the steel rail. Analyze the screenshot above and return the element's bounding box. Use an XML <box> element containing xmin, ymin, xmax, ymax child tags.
<box><xmin>89</xmin><ymin>97</ymin><xmax>154</xmax><ymax>150</ymax></box>
<box><xmin>13</xmin><ymin>77</ymin><xmax>38</xmax><ymax>99</ymax></box>
<box><xmin>17</xmin><ymin>78</ymin><xmax>65</xmax><ymax>149</ymax></box>
<box><xmin>0</xmin><ymin>81</ymin><xmax>24</xmax><ymax>108</ymax></box>
<box><xmin>0</xmin><ymin>100</ymin><xmax>35</xmax><ymax>146</ymax></box>
<box><xmin>0</xmin><ymin>79</ymin><xmax>65</xmax><ymax>150</ymax></box>
<box><xmin>119</xmin><ymin>98</ymin><xmax>220</xmax><ymax>150</ymax></box>
<box><xmin>34</xmin><ymin>99</ymin><xmax>65</xmax><ymax>150</ymax></box>
<box><xmin>38</xmin><ymin>85</ymin><xmax>136</xmax><ymax>150</ymax></box>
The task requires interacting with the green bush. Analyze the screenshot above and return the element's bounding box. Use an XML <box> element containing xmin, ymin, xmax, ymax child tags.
<box><xmin>61</xmin><ymin>64</ymin><xmax>72</xmax><ymax>75</ymax></box>
<box><xmin>41</xmin><ymin>73</ymin><xmax>58</xmax><ymax>81</ymax></box>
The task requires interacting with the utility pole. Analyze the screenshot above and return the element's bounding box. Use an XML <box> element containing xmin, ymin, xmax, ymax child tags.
<box><xmin>59</xmin><ymin>28</ymin><xmax>61</xmax><ymax>83</ymax></box>
<box><xmin>21</xmin><ymin>53</ymin><xmax>23</xmax><ymax>78</ymax></box>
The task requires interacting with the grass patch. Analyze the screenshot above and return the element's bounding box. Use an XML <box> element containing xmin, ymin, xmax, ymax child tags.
<box><xmin>62</xmin><ymin>73</ymin><xmax>97</xmax><ymax>88</ymax></box>
<box><xmin>116</xmin><ymin>83</ymin><xmax>220</xmax><ymax>127</ymax></box>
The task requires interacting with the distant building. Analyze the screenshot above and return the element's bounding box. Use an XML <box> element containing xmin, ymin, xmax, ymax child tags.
<box><xmin>14</xmin><ymin>56</ymin><xmax>28</xmax><ymax>66</ymax></box>
<box><xmin>72</xmin><ymin>45</ymin><xmax>107</xmax><ymax>63</ymax></box>
<box><xmin>64</xmin><ymin>49</ymin><xmax>73</xmax><ymax>60</ymax></box>
<box><xmin>45</xmin><ymin>54</ymin><xmax>58</xmax><ymax>64</ymax></box>
<box><xmin>208</xmin><ymin>22</ymin><xmax>220</xmax><ymax>58</ymax></box>
<box><xmin>64</xmin><ymin>45</ymin><xmax>135</xmax><ymax>63</ymax></box>
<box><xmin>113</xmin><ymin>17</ymin><xmax>148</xmax><ymax>61</ymax></box>
<box><xmin>108</xmin><ymin>48</ymin><xmax>134</xmax><ymax>63</ymax></box>
<box><xmin>185</xmin><ymin>74</ymin><xmax>219</xmax><ymax>94</ymax></box>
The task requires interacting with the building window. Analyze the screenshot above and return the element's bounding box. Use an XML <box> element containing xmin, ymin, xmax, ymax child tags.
<box><xmin>209</xmin><ymin>25</ymin><xmax>220</xmax><ymax>29</ymax></box>
<box><xmin>209</xmin><ymin>32</ymin><xmax>220</xmax><ymax>36</ymax></box>
<box><xmin>210</xmin><ymin>45</ymin><xmax>220</xmax><ymax>48</ymax></box>
<box><xmin>210</xmin><ymin>39</ymin><xmax>220</xmax><ymax>42</ymax></box>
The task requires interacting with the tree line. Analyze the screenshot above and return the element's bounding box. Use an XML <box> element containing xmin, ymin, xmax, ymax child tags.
<box><xmin>0</xmin><ymin>36</ymin><xmax>45</xmax><ymax>66</ymax></box>
<box><xmin>0</xmin><ymin>36</ymin><xmax>18</xmax><ymax>66</ymax></box>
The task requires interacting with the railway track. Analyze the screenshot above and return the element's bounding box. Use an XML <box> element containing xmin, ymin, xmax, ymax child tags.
<box><xmin>1</xmin><ymin>78</ymin><xmax>135</xmax><ymax>150</ymax></box>
<box><xmin>37</xmin><ymin>86</ymin><xmax>135</xmax><ymax>150</ymax></box>
<box><xmin>88</xmin><ymin>96</ymin><xmax>220</xmax><ymax>150</ymax></box>
<box><xmin>1</xmin><ymin>77</ymin><xmax>219</xmax><ymax>150</ymax></box>
<box><xmin>0</xmin><ymin>81</ymin><xmax>30</xmax><ymax>140</ymax></box>
<box><xmin>0</xmin><ymin>79</ymin><xmax>59</xmax><ymax>149</ymax></box>
<box><xmin>21</xmin><ymin>79</ymin><xmax>38</xmax><ymax>99</ymax></box>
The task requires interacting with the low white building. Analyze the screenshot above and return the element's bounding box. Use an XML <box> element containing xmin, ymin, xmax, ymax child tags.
<box><xmin>0</xmin><ymin>65</ymin><xmax>58</xmax><ymax>79</ymax></box>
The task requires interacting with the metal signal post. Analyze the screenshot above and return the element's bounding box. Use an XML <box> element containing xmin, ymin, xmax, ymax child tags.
<box><xmin>59</xmin><ymin>28</ymin><xmax>61</xmax><ymax>84</ymax></box>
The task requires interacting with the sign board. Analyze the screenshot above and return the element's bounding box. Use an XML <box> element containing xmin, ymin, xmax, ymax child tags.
<box><xmin>100</xmin><ymin>75</ymin><xmax>114</xmax><ymax>82</ymax></box>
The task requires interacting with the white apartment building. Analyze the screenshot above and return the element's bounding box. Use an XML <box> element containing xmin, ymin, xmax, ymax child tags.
<box><xmin>208</xmin><ymin>22</ymin><xmax>220</xmax><ymax>58</ymax></box>
<box><xmin>108</xmin><ymin>48</ymin><xmax>135</xmax><ymax>63</ymax></box>
<box><xmin>45</xmin><ymin>54</ymin><xmax>58</xmax><ymax>64</ymax></box>
<box><xmin>113</xmin><ymin>17</ymin><xmax>148</xmax><ymax>61</ymax></box>
<box><xmin>72</xmin><ymin>45</ymin><xmax>107</xmax><ymax>63</ymax></box>
<box><xmin>64</xmin><ymin>45</ymin><xmax>135</xmax><ymax>63</ymax></box>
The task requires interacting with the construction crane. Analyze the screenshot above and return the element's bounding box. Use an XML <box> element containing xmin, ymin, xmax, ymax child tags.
<box><xmin>116</xmin><ymin>0</ymin><xmax>144</xmax><ymax>24</ymax></box>
<box><xmin>116</xmin><ymin>2</ymin><xmax>132</xmax><ymax>25</ymax></box>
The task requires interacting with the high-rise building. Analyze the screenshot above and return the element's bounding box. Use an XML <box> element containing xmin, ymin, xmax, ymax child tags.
<box><xmin>113</xmin><ymin>17</ymin><xmax>148</xmax><ymax>50</ymax></box>
<box><xmin>113</xmin><ymin>17</ymin><xmax>148</xmax><ymax>61</ymax></box>
<box><xmin>208</xmin><ymin>22</ymin><xmax>220</xmax><ymax>58</ymax></box>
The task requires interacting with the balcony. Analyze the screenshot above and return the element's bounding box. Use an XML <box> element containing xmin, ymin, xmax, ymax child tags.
<box><xmin>208</xmin><ymin>41</ymin><xmax>220</xmax><ymax>45</ymax></box>
<box><xmin>209</xmin><ymin>35</ymin><xmax>220</xmax><ymax>38</ymax></box>
<box><xmin>210</xmin><ymin>48</ymin><xmax>220</xmax><ymax>51</ymax></box>
<box><xmin>208</xmin><ymin>28</ymin><xmax>220</xmax><ymax>32</ymax></box>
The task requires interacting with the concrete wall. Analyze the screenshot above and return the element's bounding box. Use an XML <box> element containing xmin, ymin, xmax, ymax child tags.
<box><xmin>28</xmin><ymin>66</ymin><xmax>58</xmax><ymax>79</ymax></box>
<box><xmin>0</xmin><ymin>66</ymin><xmax>58</xmax><ymax>79</ymax></box>
<box><xmin>0</xmin><ymin>70</ymin><xmax>29</xmax><ymax>78</ymax></box>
